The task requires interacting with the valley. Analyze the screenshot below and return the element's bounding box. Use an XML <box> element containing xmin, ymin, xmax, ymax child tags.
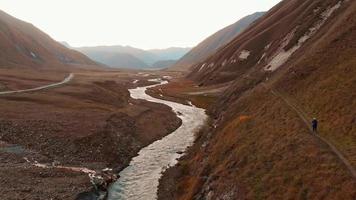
<box><xmin>108</xmin><ymin>78</ymin><xmax>207</xmax><ymax>199</ymax></box>
<box><xmin>0</xmin><ymin>69</ymin><xmax>184</xmax><ymax>199</ymax></box>
<box><xmin>0</xmin><ymin>0</ymin><xmax>355</xmax><ymax>199</ymax></box>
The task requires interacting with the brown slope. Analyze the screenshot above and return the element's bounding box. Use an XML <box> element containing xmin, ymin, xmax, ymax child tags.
<box><xmin>188</xmin><ymin>0</ymin><xmax>350</xmax><ymax>85</ymax></box>
<box><xmin>0</xmin><ymin>10</ymin><xmax>97</xmax><ymax>69</ymax></box>
<box><xmin>170</xmin><ymin>12</ymin><xmax>265</xmax><ymax>71</ymax></box>
<box><xmin>159</xmin><ymin>0</ymin><xmax>356</xmax><ymax>199</ymax></box>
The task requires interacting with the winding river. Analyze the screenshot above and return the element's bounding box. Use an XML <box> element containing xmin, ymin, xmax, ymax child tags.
<box><xmin>107</xmin><ymin>78</ymin><xmax>207</xmax><ymax>200</ymax></box>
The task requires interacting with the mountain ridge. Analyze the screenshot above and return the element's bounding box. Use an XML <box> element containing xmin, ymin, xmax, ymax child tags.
<box><xmin>158</xmin><ymin>0</ymin><xmax>356</xmax><ymax>199</ymax></box>
<box><xmin>0</xmin><ymin>10</ymin><xmax>98</xmax><ymax>69</ymax></box>
<box><xmin>170</xmin><ymin>12</ymin><xmax>265</xmax><ymax>71</ymax></box>
<box><xmin>74</xmin><ymin>45</ymin><xmax>190</xmax><ymax>69</ymax></box>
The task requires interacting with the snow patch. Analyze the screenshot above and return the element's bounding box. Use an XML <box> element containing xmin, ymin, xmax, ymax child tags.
<box><xmin>221</xmin><ymin>59</ymin><xmax>227</xmax><ymax>67</ymax></box>
<box><xmin>257</xmin><ymin>53</ymin><xmax>266</xmax><ymax>64</ymax></box>
<box><xmin>34</xmin><ymin>161</ymin><xmax>48</xmax><ymax>168</ymax></box>
<box><xmin>265</xmin><ymin>46</ymin><xmax>299</xmax><ymax>71</ymax></box>
<box><xmin>265</xmin><ymin>1</ymin><xmax>342</xmax><ymax>71</ymax></box>
<box><xmin>198</xmin><ymin>63</ymin><xmax>207</xmax><ymax>72</ymax></box>
<box><xmin>30</xmin><ymin>52</ymin><xmax>37</xmax><ymax>58</ymax></box>
<box><xmin>265</xmin><ymin>43</ymin><xmax>272</xmax><ymax>50</ymax></box>
<box><xmin>238</xmin><ymin>50</ymin><xmax>250</xmax><ymax>60</ymax></box>
<box><xmin>23</xmin><ymin>157</ymin><xmax>30</xmax><ymax>163</ymax></box>
<box><xmin>264</xmin><ymin>27</ymin><xmax>297</xmax><ymax>71</ymax></box>
<box><xmin>132</xmin><ymin>80</ymin><xmax>139</xmax><ymax>84</ymax></box>
<box><xmin>322</xmin><ymin>1</ymin><xmax>342</xmax><ymax>19</ymax></box>
<box><xmin>102</xmin><ymin>168</ymin><xmax>113</xmax><ymax>172</ymax></box>
<box><xmin>314</xmin><ymin>7</ymin><xmax>321</xmax><ymax>13</ymax></box>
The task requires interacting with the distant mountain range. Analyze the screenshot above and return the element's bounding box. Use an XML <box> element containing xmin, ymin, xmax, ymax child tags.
<box><xmin>60</xmin><ymin>12</ymin><xmax>265</xmax><ymax>70</ymax></box>
<box><xmin>170</xmin><ymin>12</ymin><xmax>265</xmax><ymax>71</ymax></box>
<box><xmin>80</xmin><ymin>50</ymin><xmax>149</xmax><ymax>69</ymax></box>
<box><xmin>0</xmin><ymin>7</ymin><xmax>262</xmax><ymax>71</ymax></box>
<box><xmin>151</xmin><ymin>60</ymin><xmax>177</xmax><ymax>69</ymax></box>
<box><xmin>72</xmin><ymin>45</ymin><xmax>191</xmax><ymax>69</ymax></box>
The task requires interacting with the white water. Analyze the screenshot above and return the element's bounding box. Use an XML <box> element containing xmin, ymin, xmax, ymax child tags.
<box><xmin>107</xmin><ymin>78</ymin><xmax>207</xmax><ymax>200</ymax></box>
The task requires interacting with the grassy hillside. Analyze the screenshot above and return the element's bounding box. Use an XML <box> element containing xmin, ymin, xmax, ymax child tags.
<box><xmin>158</xmin><ymin>0</ymin><xmax>356</xmax><ymax>199</ymax></box>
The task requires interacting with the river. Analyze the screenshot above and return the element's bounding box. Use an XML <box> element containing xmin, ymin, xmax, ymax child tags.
<box><xmin>107</xmin><ymin>78</ymin><xmax>207</xmax><ymax>200</ymax></box>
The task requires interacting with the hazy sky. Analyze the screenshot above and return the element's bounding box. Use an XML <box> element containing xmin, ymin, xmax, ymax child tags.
<box><xmin>0</xmin><ymin>0</ymin><xmax>281</xmax><ymax>49</ymax></box>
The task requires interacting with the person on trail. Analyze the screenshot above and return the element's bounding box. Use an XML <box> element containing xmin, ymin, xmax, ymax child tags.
<box><xmin>312</xmin><ymin>118</ymin><xmax>318</xmax><ymax>133</ymax></box>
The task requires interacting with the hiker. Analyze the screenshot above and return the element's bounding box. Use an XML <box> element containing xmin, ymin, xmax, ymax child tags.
<box><xmin>312</xmin><ymin>118</ymin><xmax>318</xmax><ymax>133</ymax></box>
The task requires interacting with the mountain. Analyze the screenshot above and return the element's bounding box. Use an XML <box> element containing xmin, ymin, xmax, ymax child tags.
<box><xmin>170</xmin><ymin>12</ymin><xmax>265</xmax><ymax>71</ymax></box>
<box><xmin>0</xmin><ymin>10</ymin><xmax>97</xmax><ymax>69</ymax></box>
<box><xmin>76</xmin><ymin>48</ymin><xmax>149</xmax><ymax>69</ymax></box>
<box><xmin>188</xmin><ymin>0</ymin><xmax>352</xmax><ymax>85</ymax></box>
<box><xmin>151</xmin><ymin>60</ymin><xmax>177</xmax><ymax>69</ymax></box>
<box><xmin>159</xmin><ymin>0</ymin><xmax>356</xmax><ymax>199</ymax></box>
<box><xmin>75</xmin><ymin>45</ymin><xmax>189</xmax><ymax>69</ymax></box>
<box><xmin>76</xmin><ymin>45</ymin><xmax>158</xmax><ymax>66</ymax></box>
<box><xmin>148</xmin><ymin>47</ymin><xmax>191</xmax><ymax>61</ymax></box>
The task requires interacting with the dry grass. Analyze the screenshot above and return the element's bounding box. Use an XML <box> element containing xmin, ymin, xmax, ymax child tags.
<box><xmin>158</xmin><ymin>1</ymin><xmax>356</xmax><ymax>199</ymax></box>
<box><xmin>165</xmin><ymin>87</ymin><xmax>355</xmax><ymax>199</ymax></box>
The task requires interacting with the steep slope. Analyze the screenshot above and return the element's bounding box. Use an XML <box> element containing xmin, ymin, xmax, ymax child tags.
<box><xmin>159</xmin><ymin>0</ymin><xmax>356</xmax><ymax>199</ymax></box>
<box><xmin>0</xmin><ymin>10</ymin><xmax>97</xmax><ymax>69</ymax></box>
<box><xmin>188</xmin><ymin>0</ymin><xmax>351</xmax><ymax>85</ymax></box>
<box><xmin>170</xmin><ymin>12</ymin><xmax>265</xmax><ymax>71</ymax></box>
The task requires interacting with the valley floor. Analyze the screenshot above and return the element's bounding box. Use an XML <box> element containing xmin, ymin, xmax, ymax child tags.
<box><xmin>0</xmin><ymin>69</ymin><xmax>182</xmax><ymax>199</ymax></box>
<box><xmin>1</xmin><ymin>66</ymin><xmax>354</xmax><ymax>200</ymax></box>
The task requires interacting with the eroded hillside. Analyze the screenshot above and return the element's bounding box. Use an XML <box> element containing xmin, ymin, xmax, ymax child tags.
<box><xmin>171</xmin><ymin>12</ymin><xmax>265</xmax><ymax>71</ymax></box>
<box><xmin>159</xmin><ymin>0</ymin><xmax>356</xmax><ymax>199</ymax></box>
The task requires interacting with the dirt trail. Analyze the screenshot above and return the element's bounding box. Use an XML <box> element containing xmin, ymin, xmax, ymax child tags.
<box><xmin>263</xmin><ymin>84</ymin><xmax>356</xmax><ymax>179</ymax></box>
<box><xmin>0</xmin><ymin>73</ymin><xmax>74</xmax><ymax>95</ymax></box>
